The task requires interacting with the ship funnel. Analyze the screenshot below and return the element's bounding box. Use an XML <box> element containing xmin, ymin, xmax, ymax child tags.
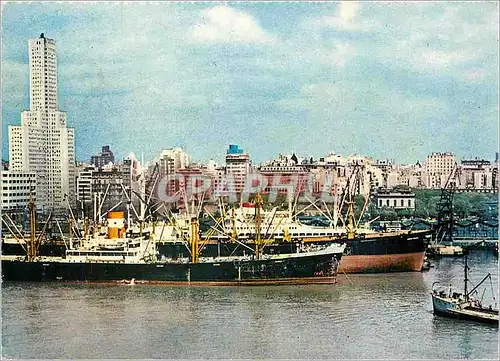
<box><xmin>107</xmin><ymin>211</ymin><xmax>125</xmax><ymax>239</ymax></box>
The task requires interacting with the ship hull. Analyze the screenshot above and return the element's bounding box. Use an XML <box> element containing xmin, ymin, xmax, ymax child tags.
<box><xmin>336</xmin><ymin>231</ymin><xmax>430</xmax><ymax>273</ymax></box>
<box><xmin>338</xmin><ymin>252</ymin><xmax>425</xmax><ymax>273</ymax></box>
<box><xmin>1</xmin><ymin>249</ymin><xmax>343</xmax><ymax>285</ymax></box>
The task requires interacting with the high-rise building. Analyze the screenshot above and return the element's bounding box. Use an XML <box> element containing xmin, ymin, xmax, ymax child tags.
<box><xmin>8</xmin><ymin>33</ymin><xmax>75</xmax><ymax>210</ymax></box>
<box><xmin>225</xmin><ymin>144</ymin><xmax>250</xmax><ymax>197</ymax></box>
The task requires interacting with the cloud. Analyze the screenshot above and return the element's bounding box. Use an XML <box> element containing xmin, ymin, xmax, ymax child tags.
<box><xmin>2</xmin><ymin>2</ymin><xmax>497</xmax><ymax>165</ymax></box>
<box><xmin>307</xmin><ymin>1</ymin><xmax>380</xmax><ymax>32</ymax></box>
<box><xmin>189</xmin><ymin>6</ymin><xmax>275</xmax><ymax>44</ymax></box>
<box><xmin>371</xmin><ymin>3</ymin><xmax>498</xmax><ymax>78</ymax></box>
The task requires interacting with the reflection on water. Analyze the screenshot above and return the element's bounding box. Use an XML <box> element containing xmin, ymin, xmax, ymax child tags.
<box><xmin>2</xmin><ymin>251</ymin><xmax>498</xmax><ymax>359</ymax></box>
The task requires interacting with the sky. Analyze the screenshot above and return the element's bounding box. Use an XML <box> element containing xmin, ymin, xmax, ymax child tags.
<box><xmin>1</xmin><ymin>1</ymin><xmax>499</xmax><ymax>166</ymax></box>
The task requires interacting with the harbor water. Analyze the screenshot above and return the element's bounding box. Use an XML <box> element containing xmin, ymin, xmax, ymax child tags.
<box><xmin>2</xmin><ymin>251</ymin><xmax>498</xmax><ymax>359</ymax></box>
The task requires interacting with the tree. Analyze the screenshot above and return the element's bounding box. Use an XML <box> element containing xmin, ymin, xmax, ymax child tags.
<box><xmin>414</xmin><ymin>198</ymin><xmax>429</xmax><ymax>219</ymax></box>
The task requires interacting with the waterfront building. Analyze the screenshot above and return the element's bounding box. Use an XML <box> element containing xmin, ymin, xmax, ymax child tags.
<box><xmin>385</xmin><ymin>163</ymin><xmax>423</xmax><ymax>189</ymax></box>
<box><xmin>8</xmin><ymin>33</ymin><xmax>75</xmax><ymax>210</ymax></box>
<box><xmin>90</xmin><ymin>145</ymin><xmax>115</xmax><ymax>169</ymax></box>
<box><xmin>157</xmin><ymin>147</ymin><xmax>189</xmax><ymax>175</ymax></box>
<box><xmin>374</xmin><ymin>187</ymin><xmax>415</xmax><ymax>210</ymax></box>
<box><xmin>177</xmin><ymin>164</ymin><xmax>215</xmax><ymax>207</ymax></box>
<box><xmin>1</xmin><ymin>171</ymin><xmax>37</xmax><ymax>211</ymax></box>
<box><xmin>315</xmin><ymin>152</ymin><xmax>347</xmax><ymax>167</ymax></box>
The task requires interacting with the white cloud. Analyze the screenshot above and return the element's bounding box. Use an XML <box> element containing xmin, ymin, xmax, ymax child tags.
<box><xmin>308</xmin><ymin>1</ymin><xmax>380</xmax><ymax>32</ymax></box>
<box><xmin>339</xmin><ymin>1</ymin><xmax>360</xmax><ymax>22</ymax></box>
<box><xmin>189</xmin><ymin>6</ymin><xmax>275</xmax><ymax>44</ymax></box>
<box><xmin>364</xmin><ymin>3</ymin><xmax>497</xmax><ymax>80</ymax></box>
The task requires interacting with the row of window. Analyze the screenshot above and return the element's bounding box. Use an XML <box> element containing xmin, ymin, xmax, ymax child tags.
<box><xmin>2</xmin><ymin>198</ymin><xmax>35</xmax><ymax>203</ymax></box>
<box><xmin>2</xmin><ymin>173</ymin><xmax>35</xmax><ymax>178</ymax></box>
<box><xmin>3</xmin><ymin>179</ymin><xmax>35</xmax><ymax>184</ymax></box>
<box><xmin>378</xmin><ymin>199</ymin><xmax>413</xmax><ymax>207</ymax></box>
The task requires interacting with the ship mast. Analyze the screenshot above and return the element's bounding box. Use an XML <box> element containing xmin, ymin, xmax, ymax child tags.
<box><xmin>190</xmin><ymin>217</ymin><xmax>199</xmax><ymax>263</ymax></box>
<box><xmin>231</xmin><ymin>207</ymin><xmax>237</xmax><ymax>243</ymax></box>
<box><xmin>255</xmin><ymin>193</ymin><xmax>262</xmax><ymax>260</ymax></box>
<box><xmin>28</xmin><ymin>190</ymin><xmax>36</xmax><ymax>261</ymax></box>
<box><xmin>462</xmin><ymin>240</ymin><xmax>486</xmax><ymax>302</ymax></box>
<box><xmin>346</xmin><ymin>192</ymin><xmax>356</xmax><ymax>240</ymax></box>
<box><xmin>464</xmin><ymin>251</ymin><xmax>468</xmax><ymax>302</ymax></box>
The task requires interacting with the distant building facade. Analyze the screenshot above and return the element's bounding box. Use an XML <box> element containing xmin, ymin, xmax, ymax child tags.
<box><xmin>75</xmin><ymin>156</ymin><xmax>143</xmax><ymax>221</ymax></box>
<box><xmin>90</xmin><ymin>145</ymin><xmax>115</xmax><ymax>169</ymax></box>
<box><xmin>422</xmin><ymin>152</ymin><xmax>456</xmax><ymax>189</ymax></box>
<box><xmin>1</xmin><ymin>171</ymin><xmax>37</xmax><ymax>211</ymax></box>
<box><xmin>456</xmin><ymin>158</ymin><xmax>497</xmax><ymax>193</ymax></box>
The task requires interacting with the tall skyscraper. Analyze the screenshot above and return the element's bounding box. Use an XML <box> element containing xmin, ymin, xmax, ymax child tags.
<box><xmin>225</xmin><ymin>144</ymin><xmax>250</xmax><ymax>196</ymax></box>
<box><xmin>8</xmin><ymin>33</ymin><xmax>75</xmax><ymax>210</ymax></box>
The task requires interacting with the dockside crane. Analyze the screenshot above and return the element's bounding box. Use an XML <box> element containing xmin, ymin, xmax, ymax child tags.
<box><xmin>434</xmin><ymin>163</ymin><xmax>460</xmax><ymax>244</ymax></box>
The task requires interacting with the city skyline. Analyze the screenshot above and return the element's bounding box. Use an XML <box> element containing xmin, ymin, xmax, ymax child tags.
<box><xmin>2</xmin><ymin>2</ymin><xmax>499</xmax><ymax>165</ymax></box>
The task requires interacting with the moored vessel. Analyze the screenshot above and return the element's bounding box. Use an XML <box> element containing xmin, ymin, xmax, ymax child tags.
<box><xmin>178</xmin><ymin>194</ymin><xmax>431</xmax><ymax>274</ymax></box>
<box><xmin>1</xmin><ymin>196</ymin><xmax>345</xmax><ymax>285</ymax></box>
<box><xmin>430</xmin><ymin>241</ymin><xmax>498</xmax><ymax>325</ymax></box>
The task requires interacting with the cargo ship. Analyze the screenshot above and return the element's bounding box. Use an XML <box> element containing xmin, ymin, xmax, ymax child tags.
<box><xmin>2</xmin><ymin>193</ymin><xmax>432</xmax><ymax>274</ymax></box>
<box><xmin>153</xmin><ymin>200</ymin><xmax>432</xmax><ymax>273</ymax></box>
<box><xmin>1</xmin><ymin>199</ymin><xmax>345</xmax><ymax>285</ymax></box>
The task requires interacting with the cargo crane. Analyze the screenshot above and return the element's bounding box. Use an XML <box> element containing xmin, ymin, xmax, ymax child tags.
<box><xmin>435</xmin><ymin>163</ymin><xmax>459</xmax><ymax>244</ymax></box>
<box><xmin>143</xmin><ymin>162</ymin><xmax>161</xmax><ymax>220</ymax></box>
<box><xmin>428</xmin><ymin>163</ymin><xmax>464</xmax><ymax>257</ymax></box>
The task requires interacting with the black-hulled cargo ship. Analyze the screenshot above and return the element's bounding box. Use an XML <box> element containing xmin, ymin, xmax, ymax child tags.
<box><xmin>1</xmin><ymin>243</ymin><xmax>345</xmax><ymax>285</ymax></box>
<box><xmin>1</xmin><ymin>206</ymin><xmax>345</xmax><ymax>285</ymax></box>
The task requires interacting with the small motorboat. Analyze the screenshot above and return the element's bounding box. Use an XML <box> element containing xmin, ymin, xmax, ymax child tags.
<box><xmin>431</xmin><ymin>241</ymin><xmax>498</xmax><ymax>326</ymax></box>
<box><xmin>431</xmin><ymin>283</ymin><xmax>498</xmax><ymax>325</ymax></box>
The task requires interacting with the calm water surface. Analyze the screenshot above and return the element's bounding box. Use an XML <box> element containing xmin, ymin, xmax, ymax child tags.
<box><xmin>2</xmin><ymin>251</ymin><xmax>498</xmax><ymax>359</ymax></box>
